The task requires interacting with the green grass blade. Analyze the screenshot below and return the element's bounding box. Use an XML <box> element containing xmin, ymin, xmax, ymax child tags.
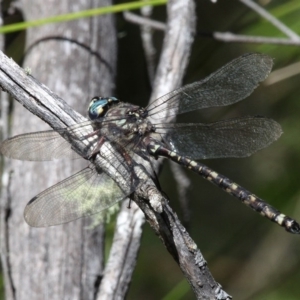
<box><xmin>0</xmin><ymin>0</ymin><xmax>167</xmax><ymax>34</ymax></box>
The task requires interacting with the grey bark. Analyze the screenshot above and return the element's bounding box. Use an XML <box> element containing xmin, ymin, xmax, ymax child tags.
<box><xmin>1</xmin><ymin>1</ymin><xmax>116</xmax><ymax>299</ymax></box>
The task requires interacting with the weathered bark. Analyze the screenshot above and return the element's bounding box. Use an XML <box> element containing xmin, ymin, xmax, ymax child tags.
<box><xmin>1</xmin><ymin>1</ymin><xmax>116</xmax><ymax>299</ymax></box>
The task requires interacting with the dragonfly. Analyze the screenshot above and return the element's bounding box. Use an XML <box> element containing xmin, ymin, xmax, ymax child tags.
<box><xmin>1</xmin><ymin>53</ymin><xmax>299</xmax><ymax>233</ymax></box>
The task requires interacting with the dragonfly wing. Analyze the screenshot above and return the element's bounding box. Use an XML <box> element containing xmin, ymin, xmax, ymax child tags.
<box><xmin>157</xmin><ymin>116</ymin><xmax>282</xmax><ymax>159</ymax></box>
<box><xmin>0</xmin><ymin>118</ymin><xmax>104</xmax><ymax>161</ymax></box>
<box><xmin>24</xmin><ymin>165</ymin><xmax>128</xmax><ymax>227</ymax></box>
<box><xmin>0</xmin><ymin>130</ymin><xmax>82</xmax><ymax>161</ymax></box>
<box><xmin>147</xmin><ymin>53</ymin><xmax>273</xmax><ymax>118</ymax></box>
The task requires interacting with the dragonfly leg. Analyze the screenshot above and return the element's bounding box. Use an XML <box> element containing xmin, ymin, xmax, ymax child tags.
<box><xmin>87</xmin><ymin>136</ymin><xmax>106</xmax><ymax>159</ymax></box>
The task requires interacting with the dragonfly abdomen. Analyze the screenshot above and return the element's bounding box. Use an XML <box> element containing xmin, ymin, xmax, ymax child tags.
<box><xmin>147</xmin><ymin>141</ymin><xmax>300</xmax><ymax>234</ymax></box>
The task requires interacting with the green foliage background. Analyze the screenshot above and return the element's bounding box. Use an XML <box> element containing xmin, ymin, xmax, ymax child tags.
<box><xmin>1</xmin><ymin>0</ymin><xmax>300</xmax><ymax>299</ymax></box>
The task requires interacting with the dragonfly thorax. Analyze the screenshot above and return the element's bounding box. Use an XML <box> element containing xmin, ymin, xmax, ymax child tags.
<box><xmin>103</xmin><ymin>102</ymin><xmax>155</xmax><ymax>138</ymax></box>
<box><xmin>88</xmin><ymin>96</ymin><xmax>119</xmax><ymax>120</ymax></box>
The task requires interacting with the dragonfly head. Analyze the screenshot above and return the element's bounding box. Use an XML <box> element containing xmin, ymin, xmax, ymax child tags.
<box><xmin>88</xmin><ymin>96</ymin><xmax>119</xmax><ymax>120</ymax></box>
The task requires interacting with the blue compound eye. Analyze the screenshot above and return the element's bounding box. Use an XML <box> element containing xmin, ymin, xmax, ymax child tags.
<box><xmin>88</xmin><ymin>97</ymin><xmax>108</xmax><ymax>120</ymax></box>
<box><xmin>88</xmin><ymin>97</ymin><xmax>119</xmax><ymax>120</ymax></box>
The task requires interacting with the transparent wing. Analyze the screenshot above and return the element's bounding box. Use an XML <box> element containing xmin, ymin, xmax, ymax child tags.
<box><xmin>0</xmin><ymin>118</ymin><xmax>107</xmax><ymax>161</ymax></box>
<box><xmin>0</xmin><ymin>130</ymin><xmax>81</xmax><ymax>161</ymax></box>
<box><xmin>0</xmin><ymin>116</ymin><xmax>134</xmax><ymax>161</ymax></box>
<box><xmin>156</xmin><ymin>116</ymin><xmax>282</xmax><ymax>159</ymax></box>
<box><xmin>147</xmin><ymin>53</ymin><xmax>273</xmax><ymax>119</ymax></box>
<box><xmin>23</xmin><ymin>165</ymin><xmax>128</xmax><ymax>227</ymax></box>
